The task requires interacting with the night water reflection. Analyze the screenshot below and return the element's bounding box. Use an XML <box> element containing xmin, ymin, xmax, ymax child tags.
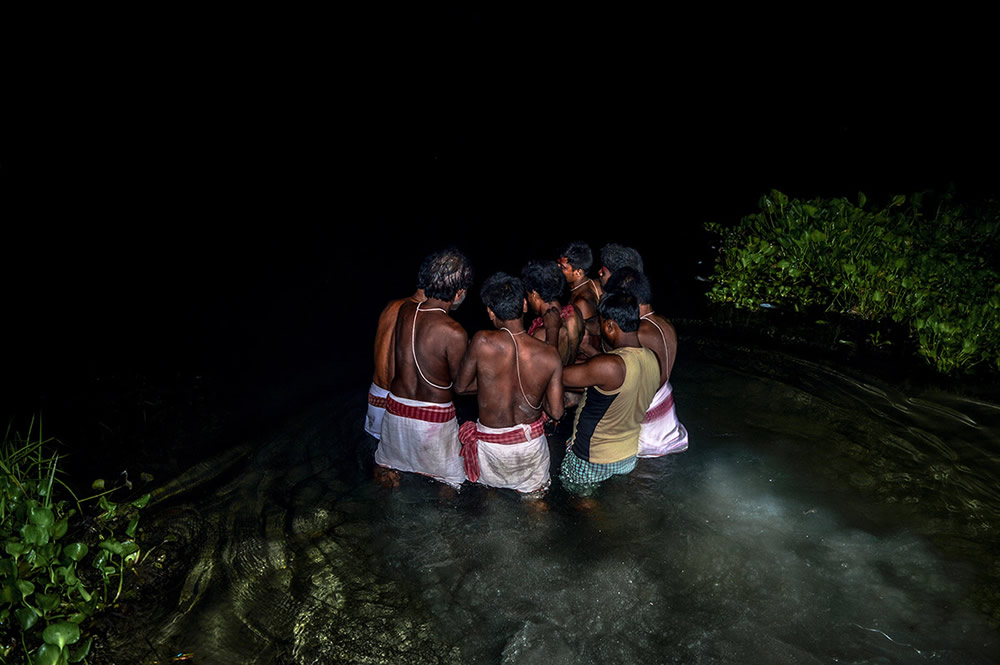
<box><xmin>116</xmin><ymin>346</ymin><xmax>999</xmax><ymax>664</ymax></box>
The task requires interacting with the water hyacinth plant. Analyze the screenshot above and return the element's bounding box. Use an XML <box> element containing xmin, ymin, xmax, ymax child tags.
<box><xmin>1</xmin><ymin>418</ymin><xmax>148</xmax><ymax>664</ymax></box>
<box><xmin>706</xmin><ymin>190</ymin><xmax>1000</xmax><ymax>374</ymax></box>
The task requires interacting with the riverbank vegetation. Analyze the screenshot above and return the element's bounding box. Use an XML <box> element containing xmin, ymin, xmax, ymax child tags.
<box><xmin>706</xmin><ymin>190</ymin><xmax>1000</xmax><ymax>374</ymax></box>
<box><xmin>1</xmin><ymin>418</ymin><xmax>148</xmax><ymax>665</ymax></box>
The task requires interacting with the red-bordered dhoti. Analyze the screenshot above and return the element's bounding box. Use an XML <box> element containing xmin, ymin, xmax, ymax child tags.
<box><xmin>458</xmin><ymin>415</ymin><xmax>550</xmax><ymax>493</ymax></box>
<box><xmin>375</xmin><ymin>393</ymin><xmax>466</xmax><ymax>487</ymax></box>
<box><xmin>364</xmin><ymin>382</ymin><xmax>390</xmax><ymax>439</ymax></box>
<box><xmin>638</xmin><ymin>382</ymin><xmax>689</xmax><ymax>458</ymax></box>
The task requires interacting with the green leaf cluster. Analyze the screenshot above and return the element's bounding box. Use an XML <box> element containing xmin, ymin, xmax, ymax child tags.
<box><xmin>1</xmin><ymin>419</ymin><xmax>148</xmax><ymax>664</ymax></box>
<box><xmin>706</xmin><ymin>190</ymin><xmax>1000</xmax><ymax>374</ymax></box>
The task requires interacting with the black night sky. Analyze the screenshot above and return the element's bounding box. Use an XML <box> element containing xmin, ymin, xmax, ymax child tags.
<box><xmin>3</xmin><ymin>11</ymin><xmax>997</xmax><ymax>470</ymax></box>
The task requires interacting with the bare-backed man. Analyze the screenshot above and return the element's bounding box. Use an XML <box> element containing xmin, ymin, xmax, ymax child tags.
<box><xmin>557</xmin><ymin>241</ymin><xmax>603</xmax><ymax>358</ymax></box>
<box><xmin>521</xmin><ymin>259</ymin><xmax>585</xmax><ymax>366</ymax></box>
<box><xmin>454</xmin><ymin>273</ymin><xmax>564</xmax><ymax>494</ymax></box>
<box><xmin>375</xmin><ymin>248</ymin><xmax>474</xmax><ymax>488</ymax></box>
<box><xmin>365</xmin><ymin>270</ymin><xmax>426</xmax><ymax>440</ymax></box>
<box><xmin>605</xmin><ymin>267</ymin><xmax>688</xmax><ymax>457</ymax></box>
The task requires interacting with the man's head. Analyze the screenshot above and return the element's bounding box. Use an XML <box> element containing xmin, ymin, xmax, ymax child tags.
<box><xmin>419</xmin><ymin>247</ymin><xmax>474</xmax><ymax>308</ymax></box>
<box><xmin>521</xmin><ymin>259</ymin><xmax>565</xmax><ymax>311</ymax></box>
<box><xmin>598</xmin><ymin>243</ymin><xmax>644</xmax><ymax>285</ymax></box>
<box><xmin>603</xmin><ymin>266</ymin><xmax>652</xmax><ymax>305</ymax></box>
<box><xmin>557</xmin><ymin>240</ymin><xmax>594</xmax><ymax>283</ymax></box>
<box><xmin>598</xmin><ymin>291</ymin><xmax>640</xmax><ymax>344</ymax></box>
<box><xmin>480</xmin><ymin>272</ymin><xmax>526</xmax><ymax>323</ymax></box>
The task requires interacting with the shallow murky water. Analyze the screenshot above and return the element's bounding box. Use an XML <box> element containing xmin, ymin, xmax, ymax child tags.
<box><xmin>120</xmin><ymin>348</ymin><xmax>1000</xmax><ymax>664</ymax></box>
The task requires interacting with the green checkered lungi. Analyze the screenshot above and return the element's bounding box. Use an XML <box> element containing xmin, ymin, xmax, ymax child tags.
<box><xmin>560</xmin><ymin>449</ymin><xmax>638</xmax><ymax>496</ymax></box>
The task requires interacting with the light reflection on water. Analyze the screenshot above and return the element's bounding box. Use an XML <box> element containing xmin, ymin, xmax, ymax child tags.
<box><xmin>119</xmin><ymin>349</ymin><xmax>1000</xmax><ymax>664</ymax></box>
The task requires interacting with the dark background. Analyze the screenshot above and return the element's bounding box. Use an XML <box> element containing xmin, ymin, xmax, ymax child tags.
<box><xmin>3</xmin><ymin>10</ymin><xmax>997</xmax><ymax>469</ymax></box>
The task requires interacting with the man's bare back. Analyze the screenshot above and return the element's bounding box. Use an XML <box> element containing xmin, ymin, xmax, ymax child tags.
<box><xmin>389</xmin><ymin>298</ymin><xmax>468</xmax><ymax>404</ymax></box>
<box><xmin>456</xmin><ymin>327</ymin><xmax>564</xmax><ymax>428</ymax></box>
<box><xmin>372</xmin><ymin>290</ymin><xmax>425</xmax><ymax>390</ymax></box>
<box><xmin>567</xmin><ymin>281</ymin><xmax>602</xmax><ymax>358</ymax></box>
<box><xmin>638</xmin><ymin>309</ymin><xmax>677</xmax><ymax>387</ymax></box>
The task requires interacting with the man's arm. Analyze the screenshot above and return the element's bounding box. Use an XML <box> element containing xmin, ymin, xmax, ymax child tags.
<box><xmin>563</xmin><ymin>354</ymin><xmax>625</xmax><ymax>392</ymax></box>
<box><xmin>454</xmin><ymin>333</ymin><xmax>481</xmax><ymax>395</ymax></box>
<box><xmin>541</xmin><ymin>306</ymin><xmax>562</xmax><ymax>347</ymax></box>
<box><xmin>444</xmin><ymin>324</ymin><xmax>471</xmax><ymax>386</ymax></box>
<box><xmin>543</xmin><ymin>360</ymin><xmax>564</xmax><ymax>422</ymax></box>
<box><xmin>574</xmin><ymin>296</ymin><xmax>597</xmax><ymax>324</ymax></box>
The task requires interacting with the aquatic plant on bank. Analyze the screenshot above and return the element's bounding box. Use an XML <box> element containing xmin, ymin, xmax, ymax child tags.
<box><xmin>706</xmin><ymin>190</ymin><xmax>1000</xmax><ymax>374</ymax></box>
<box><xmin>1</xmin><ymin>419</ymin><xmax>149</xmax><ymax>665</ymax></box>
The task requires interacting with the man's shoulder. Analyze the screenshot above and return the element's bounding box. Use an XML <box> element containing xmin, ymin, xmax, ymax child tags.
<box><xmin>392</xmin><ymin>298</ymin><xmax>419</xmax><ymax>318</ymax></box>
<box><xmin>523</xmin><ymin>332</ymin><xmax>561</xmax><ymax>360</ymax></box>
<box><xmin>470</xmin><ymin>328</ymin><xmax>503</xmax><ymax>347</ymax></box>
<box><xmin>635</xmin><ymin>346</ymin><xmax>661</xmax><ymax>373</ymax></box>
<box><xmin>435</xmin><ymin>315</ymin><xmax>468</xmax><ymax>338</ymax></box>
<box><xmin>649</xmin><ymin>313</ymin><xmax>674</xmax><ymax>328</ymax></box>
<box><xmin>643</xmin><ymin>315</ymin><xmax>677</xmax><ymax>343</ymax></box>
<box><xmin>378</xmin><ymin>296</ymin><xmax>409</xmax><ymax>321</ymax></box>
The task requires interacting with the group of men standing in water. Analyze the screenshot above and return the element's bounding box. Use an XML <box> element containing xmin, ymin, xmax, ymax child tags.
<box><xmin>364</xmin><ymin>242</ymin><xmax>689</xmax><ymax>499</ymax></box>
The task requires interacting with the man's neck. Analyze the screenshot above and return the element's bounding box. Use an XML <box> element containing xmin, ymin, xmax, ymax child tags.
<box><xmin>422</xmin><ymin>297</ymin><xmax>452</xmax><ymax>313</ymax></box>
<box><xmin>541</xmin><ymin>299</ymin><xmax>562</xmax><ymax>313</ymax></box>
<box><xmin>568</xmin><ymin>274</ymin><xmax>589</xmax><ymax>290</ymax></box>
<box><xmin>638</xmin><ymin>303</ymin><xmax>653</xmax><ymax>316</ymax></box>
<box><xmin>496</xmin><ymin>319</ymin><xmax>526</xmax><ymax>334</ymax></box>
<box><xmin>611</xmin><ymin>332</ymin><xmax>642</xmax><ymax>349</ymax></box>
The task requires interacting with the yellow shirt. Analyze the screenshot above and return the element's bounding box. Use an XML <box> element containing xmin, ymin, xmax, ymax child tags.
<box><xmin>570</xmin><ymin>346</ymin><xmax>660</xmax><ymax>464</ymax></box>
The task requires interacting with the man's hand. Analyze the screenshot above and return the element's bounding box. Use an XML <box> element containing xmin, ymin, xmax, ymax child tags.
<box><xmin>542</xmin><ymin>306</ymin><xmax>562</xmax><ymax>345</ymax></box>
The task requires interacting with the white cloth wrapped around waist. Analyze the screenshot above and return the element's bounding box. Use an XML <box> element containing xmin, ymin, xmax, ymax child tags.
<box><xmin>638</xmin><ymin>381</ymin><xmax>689</xmax><ymax>458</ymax></box>
<box><xmin>364</xmin><ymin>382</ymin><xmax>389</xmax><ymax>440</ymax></box>
<box><xmin>375</xmin><ymin>393</ymin><xmax>466</xmax><ymax>488</ymax></box>
<box><xmin>459</xmin><ymin>416</ymin><xmax>550</xmax><ymax>494</ymax></box>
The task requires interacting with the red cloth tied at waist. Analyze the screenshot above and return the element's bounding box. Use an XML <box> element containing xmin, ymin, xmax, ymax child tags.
<box><xmin>458</xmin><ymin>415</ymin><xmax>548</xmax><ymax>483</ymax></box>
<box><xmin>642</xmin><ymin>390</ymin><xmax>675</xmax><ymax>423</ymax></box>
<box><xmin>385</xmin><ymin>394</ymin><xmax>456</xmax><ymax>423</ymax></box>
<box><xmin>368</xmin><ymin>392</ymin><xmax>388</xmax><ymax>409</ymax></box>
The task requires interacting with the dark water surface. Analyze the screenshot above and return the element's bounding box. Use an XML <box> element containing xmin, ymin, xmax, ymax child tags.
<box><xmin>108</xmin><ymin>342</ymin><xmax>1000</xmax><ymax>665</ymax></box>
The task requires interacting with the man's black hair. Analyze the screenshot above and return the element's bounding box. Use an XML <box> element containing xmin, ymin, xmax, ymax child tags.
<box><xmin>480</xmin><ymin>272</ymin><xmax>525</xmax><ymax>321</ymax></box>
<box><xmin>521</xmin><ymin>259</ymin><xmax>565</xmax><ymax>302</ymax></box>
<box><xmin>419</xmin><ymin>247</ymin><xmax>474</xmax><ymax>301</ymax></box>
<box><xmin>558</xmin><ymin>240</ymin><xmax>594</xmax><ymax>273</ymax></box>
<box><xmin>599</xmin><ymin>291</ymin><xmax>640</xmax><ymax>333</ymax></box>
<box><xmin>604</xmin><ymin>266</ymin><xmax>652</xmax><ymax>305</ymax></box>
<box><xmin>600</xmin><ymin>243</ymin><xmax>644</xmax><ymax>275</ymax></box>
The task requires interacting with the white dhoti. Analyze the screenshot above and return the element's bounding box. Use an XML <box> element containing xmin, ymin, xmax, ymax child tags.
<box><xmin>638</xmin><ymin>382</ymin><xmax>689</xmax><ymax>458</ymax></box>
<box><xmin>364</xmin><ymin>382</ymin><xmax>389</xmax><ymax>439</ymax></box>
<box><xmin>375</xmin><ymin>393</ymin><xmax>467</xmax><ymax>488</ymax></box>
<box><xmin>458</xmin><ymin>416</ymin><xmax>550</xmax><ymax>494</ymax></box>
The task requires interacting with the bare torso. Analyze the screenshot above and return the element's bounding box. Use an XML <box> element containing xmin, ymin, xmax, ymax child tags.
<box><xmin>389</xmin><ymin>298</ymin><xmax>467</xmax><ymax>404</ymax></box>
<box><xmin>456</xmin><ymin>327</ymin><xmax>564</xmax><ymax>428</ymax></box>
<box><xmin>569</xmin><ymin>279</ymin><xmax>603</xmax><ymax>357</ymax></box>
<box><xmin>372</xmin><ymin>289</ymin><xmax>424</xmax><ymax>389</ymax></box>
<box><xmin>637</xmin><ymin>309</ymin><xmax>677</xmax><ymax>386</ymax></box>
